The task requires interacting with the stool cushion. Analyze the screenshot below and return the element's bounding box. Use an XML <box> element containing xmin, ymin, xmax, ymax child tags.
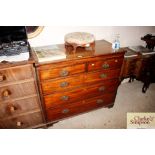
<box><xmin>64</xmin><ymin>32</ymin><xmax>95</xmax><ymax>45</ymax></box>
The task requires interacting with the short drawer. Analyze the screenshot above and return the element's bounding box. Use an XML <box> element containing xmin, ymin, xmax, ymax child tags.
<box><xmin>0</xmin><ymin>96</ymin><xmax>40</xmax><ymax>119</ymax></box>
<box><xmin>88</xmin><ymin>57</ymin><xmax>123</xmax><ymax>72</ymax></box>
<box><xmin>39</xmin><ymin>63</ymin><xmax>85</xmax><ymax>80</ymax></box>
<box><xmin>46</xmin><ymin>93</ymin><xmax>116</xmax><ymax>122</ymax></box>
<box><xmin>0</xmin><ymin>111</ymin><xmax>43</xmax><ymax>129</ymax></box>
<box><xmin>0</xmin><ymin>81</ymin><xmax>37</xmax><ymax>102</ymax></box>
<box><xmin>0</xmin><ymin>64</ymin><xmax>33</xmax><ymax>84</ymax></box>
<box><xmin>85</xmin><ymin>69</ymin><xmax>121</xmax><ymax>84</ymax></box>
<box><xmin>41</xmin><ymin>74</ymin><xmax>84</xmax><ymax>94</ymax></box>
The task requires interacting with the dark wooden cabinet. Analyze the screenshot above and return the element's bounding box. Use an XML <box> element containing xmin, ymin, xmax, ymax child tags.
<box><xmin>137</xmin><ymin>54</ymin><xmax>155</xmax><ymax>92</ymax></box>
<box><xmin>34</xmin><ymin>40</ymin><xmax>125</xmax><ymax>123</ymax></box>
<box><xmin>121</xmin><ymin>48</ymin><xmax>140</xmax><ymax>81</ymax></box>
<box><xmin>121</xmin><ymin>47</ymin><xmax>155</xmax><ymax>93</ymax></box>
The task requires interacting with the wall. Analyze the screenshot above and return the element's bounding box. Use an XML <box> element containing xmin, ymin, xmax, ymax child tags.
<box><xmin>28</xmin><ymin>26</ymin><xmax>155</xmax><ymax>48</ymax></box>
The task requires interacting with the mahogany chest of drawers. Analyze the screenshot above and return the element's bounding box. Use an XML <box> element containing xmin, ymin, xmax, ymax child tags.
<box><xmin>0</xmin><ymin>60</ymin><xmax>44</xmax><ymax>129</ymax></box>
<box><xmin>34</xmin><ymin>40</ymin><xmax>125</xmax><ymax>124</ymax></box>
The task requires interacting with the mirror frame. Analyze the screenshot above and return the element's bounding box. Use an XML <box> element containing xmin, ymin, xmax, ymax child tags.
<box><xmin>27</xmin><ymin>26</ymin><xmax>44</xmax><ymax>39</ymax></box>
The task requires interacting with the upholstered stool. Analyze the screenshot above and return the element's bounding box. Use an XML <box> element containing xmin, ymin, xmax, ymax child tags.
<box><xmin>64</xmin><ymin>32</ymin><xmax>95</xmax><ymax>53</ymax></box>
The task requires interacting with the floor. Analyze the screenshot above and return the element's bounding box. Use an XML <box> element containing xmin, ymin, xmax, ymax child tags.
<box><xmin>48</xmin><ymin>80</ymin><xmax>155</xmax><ymax>129</ymax></box>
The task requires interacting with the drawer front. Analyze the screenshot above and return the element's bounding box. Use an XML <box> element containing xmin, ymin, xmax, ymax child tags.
<box><xmin>39</xmin><ymin>63</ymin><xmax>85</xmax><ymax>80</ymax></box>
<box><xmin>85</xmin><ymin>69</ymin><xmax>121</xmax><ymax>84</ymax></box>
<box><xmin>0</xmin><ymin>81</ymin><xmax>37</xmax><ymax>102</ymax></box>
<box><xmin>0</xmin><ymin>96</ymin><xmax>40</xmax><ymax>119</ymax></box>
<box><xmin>84</xmin><ymin>79</ymin><xmax>119</xmax><ymax>98</ymax></box>
<box><xmin>41</xmin><ymin>74</ymin><xmax>84</xmax><ymax>94</ymax></box>
<box><xmin>0</xmin><ymin>111</ymin><xmax>43</xmax><ymax>129</ymax></box>
<box><xmin>88</xmin><ymin>57</ymin><xmax>123</xmax><ymax>71</ymax></box>
<box><xmin>0</xmin><ymin>64</ymin><xmax>33</xmax><ymax>84</ymax></box>
<box><xmin>46</xmin><ymin>93</ymin><xmax>116</xmax><ymax>122</ymax></box>
<box><xmin>44</xmin><ymin>88</ymin><xmax>85</xmax><ymax>109</ymax></box>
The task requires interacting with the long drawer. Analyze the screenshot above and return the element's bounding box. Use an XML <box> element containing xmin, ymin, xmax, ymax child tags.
<box><xmin>44</xmin><ymin>79</ymin><xmax>119</xmax><ymax>109</ymax></box>
<box><xmin>0</xmin><ymin>64</ymin><xmax>33</xmax><ymax>84</ymax></box>
<box><xmin>39</xmin><ymin>63</ymin><xmax>85</xmax><ymax>80</ymax></box>
<box><xmin>0</xmin><ymin>81</ymin><xmax>37</xmax><ymax>102</ymax></box>
<box><xmin>41</xmin><ymin>74</ymin><xmax>84</xmax><ymax>94</ymax></box>
<box><xmin>46</xmin><ymin>93</ymin><xmax>116</xmax><ymax>122</ymax></box>
<box><xmin>85</xmin><ymin>68</ymin><xmax>121</xmax><ymax>84</ymax></box>
<box><xmin>0</xmin><ymin>111</ymin><xmax>43</xmax><ymax>129</ymax></box>
<box><xmin>0</xmin><ymin>96</ymin><xmax>40</xmax><ymax>119</ymax></box>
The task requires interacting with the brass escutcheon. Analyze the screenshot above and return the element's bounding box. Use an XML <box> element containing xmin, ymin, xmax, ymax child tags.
<box><xmin>60</xmin><ymin>81</ymin><xmax>69</xmax><ymax>87</ymax></box>
<box><xmin>100</xmin><ymin>73</ymin><xmax>107</xmax><ymax>78</ymax></box>
<box><xmin>99</xmin><ymin>86</ymin><xmax>105</xmax><ymax>91</ymax></box>
<box><xmin>102</xmin><ymin>64</ymin><xmax>110</xmax><ymax>69</ymax></box>
<box><xmin>60</xmin><ymin>96</ymin><xmax>69</xmax><ymax>101</ymax></box>
<box><xmin>62</xmin><ymin>109</ymin><xmax>69</xmax><ymax>114</ymax></box>
<box><xmin>97</xmin><ymin>99</ymin><xmax>104</xmax><ymax>104</ymax></box>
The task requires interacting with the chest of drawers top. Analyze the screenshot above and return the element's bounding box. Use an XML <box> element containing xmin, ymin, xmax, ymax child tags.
<box><xmin>33</xmin><ymin>40</ymin><xmax>126</xmax><ymax>68</ymax></box>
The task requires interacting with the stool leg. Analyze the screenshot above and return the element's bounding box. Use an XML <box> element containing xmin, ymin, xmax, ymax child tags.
<box><xmin>72</xmin><ymin>45</ymin><xmax>77</xmax><ymax>54</ymax></box>
<box><xmin>91</xmin><ymin>42</ymin><xmax>95</xmax><ymax>51</ymax></box>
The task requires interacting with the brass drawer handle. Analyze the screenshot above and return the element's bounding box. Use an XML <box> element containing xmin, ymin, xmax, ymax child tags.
<box><xmin>102</xmin><ymin>64</ymin><xmax>110</xmax><ymax>69</ymax></box>
<box><xmin>2</xmin><ymin>89</ymin><xmax>11</xmax><ymax>97</ymax></box>
<box><xmin>62</xmin><ymin>109</ymin><xmax>69</xmax><ymax>114</ymax></box>
<box><xmin>0</xmin><ymin>73</ymin><xmax>6</xmax><ymax>82</ymax></box>
<box><xmin>97</xmin><ymin>99</ymin><xmax>104</xmax><ymax>104</ymax></box>
<box><xmin>100</xmin><ymin>73</ymin><xmax>107</xmax><ymax>78</ymax></box>
<box><xmin>60</xmin><ymin>81</ymin><xmax>69</xmax><ymax>87</ymax></box>
<box><xmin>98</xmin><ymin>86</ymin><xmax>105</xmax><ymax>92</ymax></box>
<box><xmin>60</xmin><ymin>70</ymin><xmax>69</xmax><ymax>77</ymax></box>
<box><xmin>60</xmin><ymin>95</ymin><xmax>69</xmax><ymax>101</ymax></box>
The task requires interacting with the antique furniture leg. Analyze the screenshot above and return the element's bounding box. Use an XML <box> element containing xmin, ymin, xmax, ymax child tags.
<box><xmin>129</xmin><ymin>75</ymin><xmax>135</xmax><ymax>83</ymax></box>
<box><xmin>142</xmin><ymin>71</ymin><xmax>151</xmax><ymax>93</ymax></box>
<box><xmin>108</xmin><ymin>104</ymin><xmax>114</xmax><ymax>109</ymax></box>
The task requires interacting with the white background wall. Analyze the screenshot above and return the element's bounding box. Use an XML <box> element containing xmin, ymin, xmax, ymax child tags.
<box><xmin>29</xmin><ymin>26</ymin><xmax>155</xmax><ymax>48</ymax></box>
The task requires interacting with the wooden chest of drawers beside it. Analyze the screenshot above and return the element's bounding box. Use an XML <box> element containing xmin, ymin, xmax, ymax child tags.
<box><xmin>0</xmin><ymin>61</ymin><xmax>44</xmax><ymax>129</ymax></box>
<box><xmin>34</xmin><ymin>40</ymin><xmax>126</xmax><ymax>124</ymax></box>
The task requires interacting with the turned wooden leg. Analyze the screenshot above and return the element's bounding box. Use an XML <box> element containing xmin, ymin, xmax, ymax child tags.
<box><xmin>72</xmin><ymin>45</ymin><xmax>78</xmax><ymax>54</ymax></box>
<box><xmin>142</xmin><ymin>83</ymin><xmax>150</xmax><ymax>93</ymax></box>
<box><xmin>129</xmin><ymin>76</ymin><xmax>135</xmax><ymax>83</ymax></box>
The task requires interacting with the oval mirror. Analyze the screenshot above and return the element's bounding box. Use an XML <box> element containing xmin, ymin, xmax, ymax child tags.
<box><xmin>26</xmin><ymin>26</ymin><xmax>44</xmax><ymax>39</ymax></box>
